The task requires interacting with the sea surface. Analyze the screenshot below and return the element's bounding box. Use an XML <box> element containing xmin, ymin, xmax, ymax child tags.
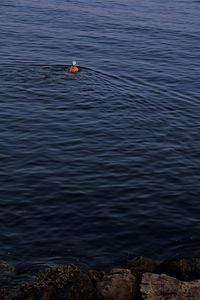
<box><xmin>0</xmin><ymin>0</ymin><xmax>200</xmax><ymax>273</ymax></box>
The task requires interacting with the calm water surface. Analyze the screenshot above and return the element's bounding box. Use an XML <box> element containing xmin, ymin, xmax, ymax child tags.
<box><xmin>0</xmin><ymin>0</ymin><xmax>200</xmax><ymax>271</ymax></box>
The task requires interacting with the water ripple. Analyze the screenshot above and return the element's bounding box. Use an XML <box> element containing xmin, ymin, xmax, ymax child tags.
<box><xmin>1</xmin><ymin>0</ymin><xmax>200</xmax><ymax>269</ymax></box>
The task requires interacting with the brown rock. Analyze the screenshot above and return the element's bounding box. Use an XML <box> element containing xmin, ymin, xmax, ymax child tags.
<box><xmin>140</xmin><ymin>272</ymin><xmax>200</xmax><ymax>300</ymax></box>
<box><xmin>21</xmin><ymin>264</ymin><xmax>77</xmax><ymax>300</ymax></box>
<box><xmin>192</xmin><ymin>259</ymin><xmax>200</xmax><ymax>279</ymax></box>
<box><xmin>26</xmin><ymin>292</ymin><xmax>39</xmax><ymax>300</ymax></box>
<box><xmin>123</xmin><ymin>256</ymin><xmax>160</xmax><ymax>276</ymax></box>
<box><xmin>88</xmin><ymin>270</ymin><xmax>104</xmax><ymax>282</ymax></box>
<box><xmin>22</xmin><ymin>286</ymin><xmax>56</xmax><ymax>300</ymax></box>
<box><xmin>35</xmin><ymin>264</ymin><xmax>77</xmax><ymax>289</ymax></box>
<box><xmin>0</xmin><ymin>289</ymin><xmax>17</xmax><ymax>300</ymax></box>
<box><xmin>96</xmin><ymin>268</ymin><xmax>136</xmax><ymax>300</ymax></box>
<box><xmin>69</xmin><ymin>272</ymin><xmax>95</xmax><ymax>300</ymax></box>
<box><xmin>156</xmin><ymin>258</ymin><xmax>192</xmax><ymax>281</ymax></box>
<box><xmin>41</xmin><ymin>286</ymin><xmax>55</xmax><ymax>300</ymax></box>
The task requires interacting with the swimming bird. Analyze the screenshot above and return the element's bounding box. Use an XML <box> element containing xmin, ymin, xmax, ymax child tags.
<box><xmin>68</xmin><ymin>60</ymin><xmax>80</xmax><ymax>73</ymax></box>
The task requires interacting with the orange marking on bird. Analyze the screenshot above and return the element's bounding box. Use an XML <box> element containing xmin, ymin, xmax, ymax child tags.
<box><xmin>68</xmin><ymin>61</ymin><xmax>80</xmax><ymax>73</ymax></box>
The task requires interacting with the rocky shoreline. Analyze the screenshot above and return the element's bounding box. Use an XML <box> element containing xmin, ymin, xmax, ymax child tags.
<box><xmin>1</xmin><ymin>256</ymin><xmax>200</xmax><ymax>299</ymax></box>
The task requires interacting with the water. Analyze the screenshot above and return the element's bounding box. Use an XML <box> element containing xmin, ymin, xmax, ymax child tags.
<box><xmin>0</xmin><ymin>0</ymin><xmax>200</xmax><ymax>271</ymax></box>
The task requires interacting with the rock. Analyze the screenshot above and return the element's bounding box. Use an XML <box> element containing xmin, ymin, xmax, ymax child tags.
<box><xmin>96</xmin><ymin>268</ymin><xmax>136</xmax><ymax>300</ymax></box>
<box><xmin>156</xmin><ymin>258</ymin><xmax>192</xmax><ymax>281</ymax></box>
<box><xmin>26</xmin><ymin>294</ymin><xmax>39</xmax><ymax>300</ymax></box>
<box><xmin>3</xmin><ymin>257</ymin><xmax>200</xmax><ymax>300</ymax></box>
<box><xmin>0</xmin><ymin>261</ymin><xmax>15</xmax><ymax>282</ymax></box>
<box><xmin>35</xmin><ymin>264</ymin><xmax>77</xmax><ymax>289</ymax></box>
<box><xmin>22</xmin><ymin>285</ymin><xmax>56</xmax><ymax>300</ymax></box>
<box><xmin>41</xmin><ymin>285</ymin><xmax>55</xmax><ymax>300</ymax></box>
<box><xmin>69</xmin><ymin>272</ymin><xmax>95</xmax><ymax>300</ymax></box>
<box><xmin>123</xmin><ymin>256</ymin><xmax>160</xmax><ymax>276</ymax></box>
<box><xmin>0</xmin><ymin>289</ymin><xmax>17</xmax><ymax>300</ymax></box>
<box><xmin>140</xmin><ymin>272</ymin><xmax>200</xmax><ymax>300</ymax></box>
<box><xmin>21</xmin><ymin>264</ymin><xmax>77</xmax><ymax>300</ymax></box>
<box><xmin>88</xmin><ymin>270</ymin><xmax>104</xmax><ymax>282</ymax></box>
<box><xmin>192</xmin><ymin>259</ymin><xmax>200</xmax><ymax>279</ymax></box>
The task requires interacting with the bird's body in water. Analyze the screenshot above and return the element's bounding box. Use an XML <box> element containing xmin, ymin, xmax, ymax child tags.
<box><xmin>68</xmin><ymin>61</ymin><xmax>80</xmax><ymax>73</ymax></box>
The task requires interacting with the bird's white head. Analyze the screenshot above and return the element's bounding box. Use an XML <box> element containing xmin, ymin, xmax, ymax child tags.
<box><xmin>72</xmin><ymin>60</ymin><xmax>76</xmax><ymax>66</ymax></box>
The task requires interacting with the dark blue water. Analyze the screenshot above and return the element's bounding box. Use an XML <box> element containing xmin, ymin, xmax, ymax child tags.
<box><xmin>1</xmin><ymin>0</ymin><xmax>200</xmax><ymax>270</ymax></box>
